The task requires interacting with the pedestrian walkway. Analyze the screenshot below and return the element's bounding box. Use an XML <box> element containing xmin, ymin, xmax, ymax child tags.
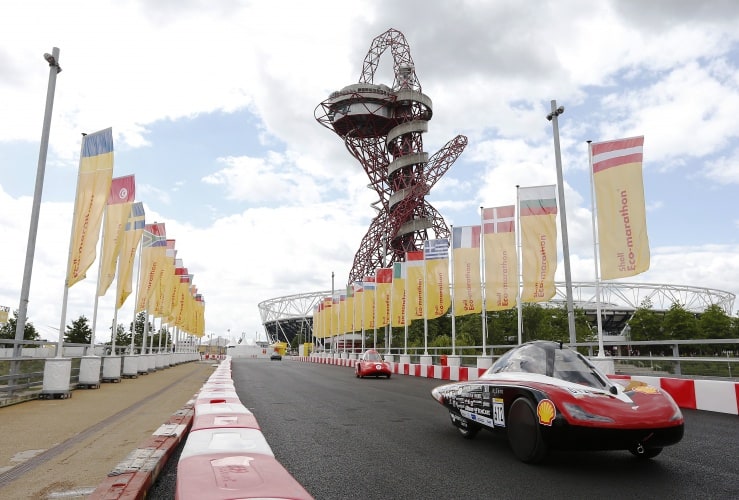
<box><xmin>0</xmin><ymin>359</ymin><xmax>216</xmax><ymax>499</ymax></box>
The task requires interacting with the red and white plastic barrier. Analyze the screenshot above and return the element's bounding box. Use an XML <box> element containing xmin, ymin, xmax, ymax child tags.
<box><xmin>176</xmin><ymin>357</ymin><xmax>313</xmax><ymax>500</ymax></box>
<box><xmin>299</xmin><ymin>355</ymin><xmax>739</xmax><ymax>415</ymax></box>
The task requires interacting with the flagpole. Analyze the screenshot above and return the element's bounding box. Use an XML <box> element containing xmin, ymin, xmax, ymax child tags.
<box><xmin>516</xmin><ymin>186</ymin><xmax>523</xmax><ymax>345</ymax></box>
<box><xmin>14</xmin><ymin>48</ymin><xmax>62</xmax><ymax>359</ymax></box>
<box><xmin>331</xmin><ymin>271</ymin><xmax>334</xmax><ymax>355</ymax></box>
<box><xmin>130</xmin><ymin>232</ymin><xmax>144</xmax><ymax>355</ymax></box>
<box><xmin>57</xmin><ymin>133</ymin><xmax>87</xmax><ymax>357</ymax></box>
<box><xmin>421</xmin><ymin>248</ymin><xmax>427</xmax><ymax>356</ymax></box>
<box><xmin>450</xmin><ymin>226</ymin><xmax>457</xmax><ymax>356</ymax></box>
<box><xmin>547</xmin><ymin>100</ymin><xmax>577</xmax><ymax>344</ymax></box>
<box><xmin>588</xmin><ymin>140</ymin><xmax>606</xmax><ymax>357</ymax></box>
<box><xmin>90</xmin><ymin>209</ymin><xmax>107</xmax><ymax>350</ymax></box>
<box><xmin>479</xmin><ymin>209</ymin><xmax>488</xmax><ymax>354</ymax></box>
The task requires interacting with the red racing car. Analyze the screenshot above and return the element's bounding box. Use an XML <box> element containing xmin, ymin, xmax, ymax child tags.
<box><xmin>355</xmin><ymin>349</ymin><xmax>392</xmax><ymax>379</ymax></box>
<box><xmin>431</xmin><ymin>341</ymin><xmax>684</xmax><ymax>463</ymax></box>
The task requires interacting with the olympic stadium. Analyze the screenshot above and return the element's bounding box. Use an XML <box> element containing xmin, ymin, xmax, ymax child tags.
<box><xmin>257</xmin><ymin>282</ymin><xmax>736</xmax><ymax>347</ymax></box>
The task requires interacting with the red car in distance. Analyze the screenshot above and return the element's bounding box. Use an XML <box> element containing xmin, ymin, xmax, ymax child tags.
<box><xmin>355</xmin><ymin>349</ymin><xmax>392</xmax><ymax>379</ymax></box>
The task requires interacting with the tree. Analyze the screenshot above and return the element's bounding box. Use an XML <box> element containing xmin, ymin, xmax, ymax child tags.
<box><xmin>0</xmin><ymin>309</ymin><xmax>40</xmax><ymax>344</ymax></box>
<box><xmin>65</xmin><ymin>315</ymin><xmax>93</xmax><ymax>344</ymax></box>
<box><xmin>110</xmin><ymin>323</ymin><xmax>130</xmax><ymax>349</ymax></box>
<box><xmin>662</xmin><ymin>302</ymin><xmax>699</xmax><ymax>340</ymax></box>
<box><xmin>128</xmin><ymin>311</ymin><xmax>153</xmax><ymax>349</ymax></box>
<box><xmin>698</xmin><ymin>304</ymin><xmax>732</xmax><ymax>340</ymax></box>
<box><xmin>627</xmin><ymin>299</ymin><xmax>663</xmax><ymax>341</ymax></box>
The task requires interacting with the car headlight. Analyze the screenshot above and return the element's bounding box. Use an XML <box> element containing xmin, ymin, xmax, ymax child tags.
<box><xmin>563</xmin><ymin>402</ymin><xmax>615</xmax><ymax>423</ymax></box>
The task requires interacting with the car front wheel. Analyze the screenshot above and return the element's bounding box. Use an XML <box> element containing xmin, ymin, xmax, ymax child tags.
<box><xmin>507</xmin><ymin>398</ymin><xmax>548</xmax><ymax>464</ymax></box>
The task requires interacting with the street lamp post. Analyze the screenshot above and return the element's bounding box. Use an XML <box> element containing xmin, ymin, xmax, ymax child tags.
<box><xmin>547</xmin><ymin>99</ymin><xmax>577</xmax><ymax>345</ymax></box>
<box><xmin>14</xmin><ymin>48</ymin><xmax>62</xmax><ymax>358</ymax></box>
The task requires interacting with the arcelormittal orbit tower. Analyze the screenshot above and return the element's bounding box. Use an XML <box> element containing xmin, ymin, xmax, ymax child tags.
<box><xmin>315</xmin><ymin>28</ymin><xmax>468</xmax><ymax>284</ymax></box>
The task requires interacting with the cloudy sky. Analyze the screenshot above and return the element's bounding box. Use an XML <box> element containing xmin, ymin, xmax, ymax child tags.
<box><xmin>2</xmin><ymin>0</ymin><xmax>738</xmax><ymax>345</ymax></box>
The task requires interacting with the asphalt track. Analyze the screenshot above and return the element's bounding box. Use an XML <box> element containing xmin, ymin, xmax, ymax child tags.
<box><xmin>229</xmin><ymin>358</ymin><xmax>739</xmax><ymax>500</ymax></box>
<box><xmin>1</xmin><ymin>357</ymin><xmax>737</xmax><ymax>499</ymax></box>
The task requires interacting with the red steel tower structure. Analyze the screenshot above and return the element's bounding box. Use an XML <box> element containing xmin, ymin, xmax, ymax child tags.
<box><xmin>315</xmin><ymin>28</ymin><xmax>468</xmax><ymax>284</ymax></box>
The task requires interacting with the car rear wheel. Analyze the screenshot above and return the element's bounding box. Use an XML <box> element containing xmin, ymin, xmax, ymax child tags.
<box><xmin>629</xmin><ymin>445</ymin><xmax>662</xmax><ymax>459</ymax></box>
<box><xmin>507</xmin><ymin>398</ymin><xmax>548</xmax><ymax>464</ymax></box>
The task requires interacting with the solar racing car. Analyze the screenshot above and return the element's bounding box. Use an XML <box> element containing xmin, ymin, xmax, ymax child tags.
<box><xmin>355</xmin><ymin>349</ymin><xmax>392</xmax><ymax>379</ymax></box>
<box><xmin>431</xmin><ymin>341</ymin><xmax>684</xmax><ymax>463</ymax></box>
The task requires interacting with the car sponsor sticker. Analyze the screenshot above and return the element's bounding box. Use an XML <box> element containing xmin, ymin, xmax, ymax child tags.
<box><xmin>492</xmin><ymin>397</ymin><xmax>505</xmax><ymax>427</ymax></box>
<box><xmin>461</xmin><ymin>409</ymin><xmax>495</xmax><ymax>428</ymax></box>
<box><xmin>537</xmin><ymin>399</ymin><xmax>556</xmax><ymax>426</ymax></box>
<box><xmin>632</xmin><ymin>385</ymin><xmax>659</xmax><ymax>395</ymax></box>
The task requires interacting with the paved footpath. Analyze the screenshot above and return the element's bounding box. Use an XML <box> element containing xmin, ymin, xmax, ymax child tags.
<box><xmin>0</xmin><ymin>359</ymin><xmax>216</xmax><ymax>500</ymax></box>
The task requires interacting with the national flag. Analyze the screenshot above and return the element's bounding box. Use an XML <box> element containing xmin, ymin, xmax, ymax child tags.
<box><xmin>518</xmin><ymin>186</ymin><xmax>557</xmax><ymax>302</ymax></box>
<box><xmin>406</xmin><ymin>251</ymin><xmax>425</xmax><ymax>321</ymax></box>
<box><xmin>424</xmin><ymin>239</ymin><xmax>450</xmax><ymax>318</ymax></box>
<box><xmin>115</xmin><ymin>202</ymin><xmax>144</xmax><ymax>309</ymax></box>
<box><xmin>591</xmin><ymin>136</ymin><xmax>650</xmax><ymax>279</ymax></box>
<box><xmin>452</xmin><ymin>225</ymin><xmax>481</xmax><ymax>249</ymax></box>
<box><xmin>98</xmin><ymin>175</ymin><xmax>135</xmax><ymax>296</ymax></box>
<box><xmin>482</xmin><ymin>205</ymin><xmax>518</xmax><ymax>311</ymax></box>
<box><xmin>67</xmin><ymin>128</ymin><xmax>115</xmax><ymax>287</ymax></box>
<box><xmin>452</xmin><ymin>226</ymin><xmax>482</xmax><ymax>315</ymax></box>
<box><xmin>375</xmin><ymin>269</ymin><xmax>392</xmax><ymax>328</ymax></box>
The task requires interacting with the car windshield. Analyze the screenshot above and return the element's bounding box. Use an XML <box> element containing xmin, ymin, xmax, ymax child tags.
<box><xmin>363</xmin><ymin>351</ymin><xmax>382</xmax><ymax>361</ymax></box>
<box><xmin>488</xmin><ymin>342</ymin><xmax>608</xmax><ymax>389</ymax></box>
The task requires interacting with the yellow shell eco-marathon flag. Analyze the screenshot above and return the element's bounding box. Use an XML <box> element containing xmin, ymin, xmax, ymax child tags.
<box><xmin>352</xmin><ymin>282</ymin><xmax>364</xmax><ymax>332</ymax></box>
<box><xmin>361</xmin><ymin>277</ymin><xmax>375</xmax><ymax>330</ymax></box>
<box><xmin>344</xmin><ymin>288</ymin><xmax>354</xmax><ymax>334</ymax></box>
<box><xmin>519</xmin><ymin>185</ymin><xmax>558</xmax><ymax>303</ymax></box>
<box><xmin>424</xmin><ymin>239</ymin><xmax>450</xmax><ymax>319</ymax></box>
<box><xmin>135</xmin><ymin>223</ymin><xmax>167</xmax><ymax>313</ymax></box>
<box><xmin>332</xmin><ymin>293</ymin><xmax>341</xmax><ymax>336</ymax></box>
<box><xmin>452</xmin><ymin>225</ymin><xmax>482</xmax><ymax>316</ymax></box>
<box><xmin>66</xmin><ymin>128</ymin><xmax>114</xmax><ymax>287</ymax></box>
<box><xmin>406</xmin><ymin>251</ymin><xmax>425</xmax><ymax>321</ymax></box>
<box><xmin>116</xmin><ymin>202</ymin><xmax>145</xmax><ymax>309</ymax></box>
<box><xmin>482</xmin><ymin>205</ymin><xmax>518</xmax><ymax>311</ymax></box>
<box><xmin>0</xmin><ymin>307</ymin><xmax>8</xmax><ymax>324</ymax></box>
<box><xmin>375</xmin><ymin>268</ymin><xmax>392</xmax><ymax>328</ymax></box>
<box><xmin>98</xmin><ymin>175</ymin><xmax>135</xmax><ymax>296</ymax></box>
<box><xmin>391</xmin><ymin>262</ymin><xmax>407</xmax><ymax>328</ymax></box>
<box><xmin>591</xmin><ymin>136</ymin><xmax>650</xmax><ymax>280</ymax></box>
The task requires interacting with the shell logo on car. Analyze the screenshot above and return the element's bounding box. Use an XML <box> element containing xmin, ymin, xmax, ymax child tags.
<box><xmin>537</xmin><ymin>399</ymin><xmax>556</xmax><ymax>426</ymax></box>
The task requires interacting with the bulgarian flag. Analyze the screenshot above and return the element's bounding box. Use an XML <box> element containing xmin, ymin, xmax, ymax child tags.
<box><xmin>519</xmin><ymin>186</ymin><xmax>557</xmax><ymax>302</ymax></box>
<box><xmin>591</xmin><ymin>136</ymin><xmax>650</xmax><ymax>279</ymax></box>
